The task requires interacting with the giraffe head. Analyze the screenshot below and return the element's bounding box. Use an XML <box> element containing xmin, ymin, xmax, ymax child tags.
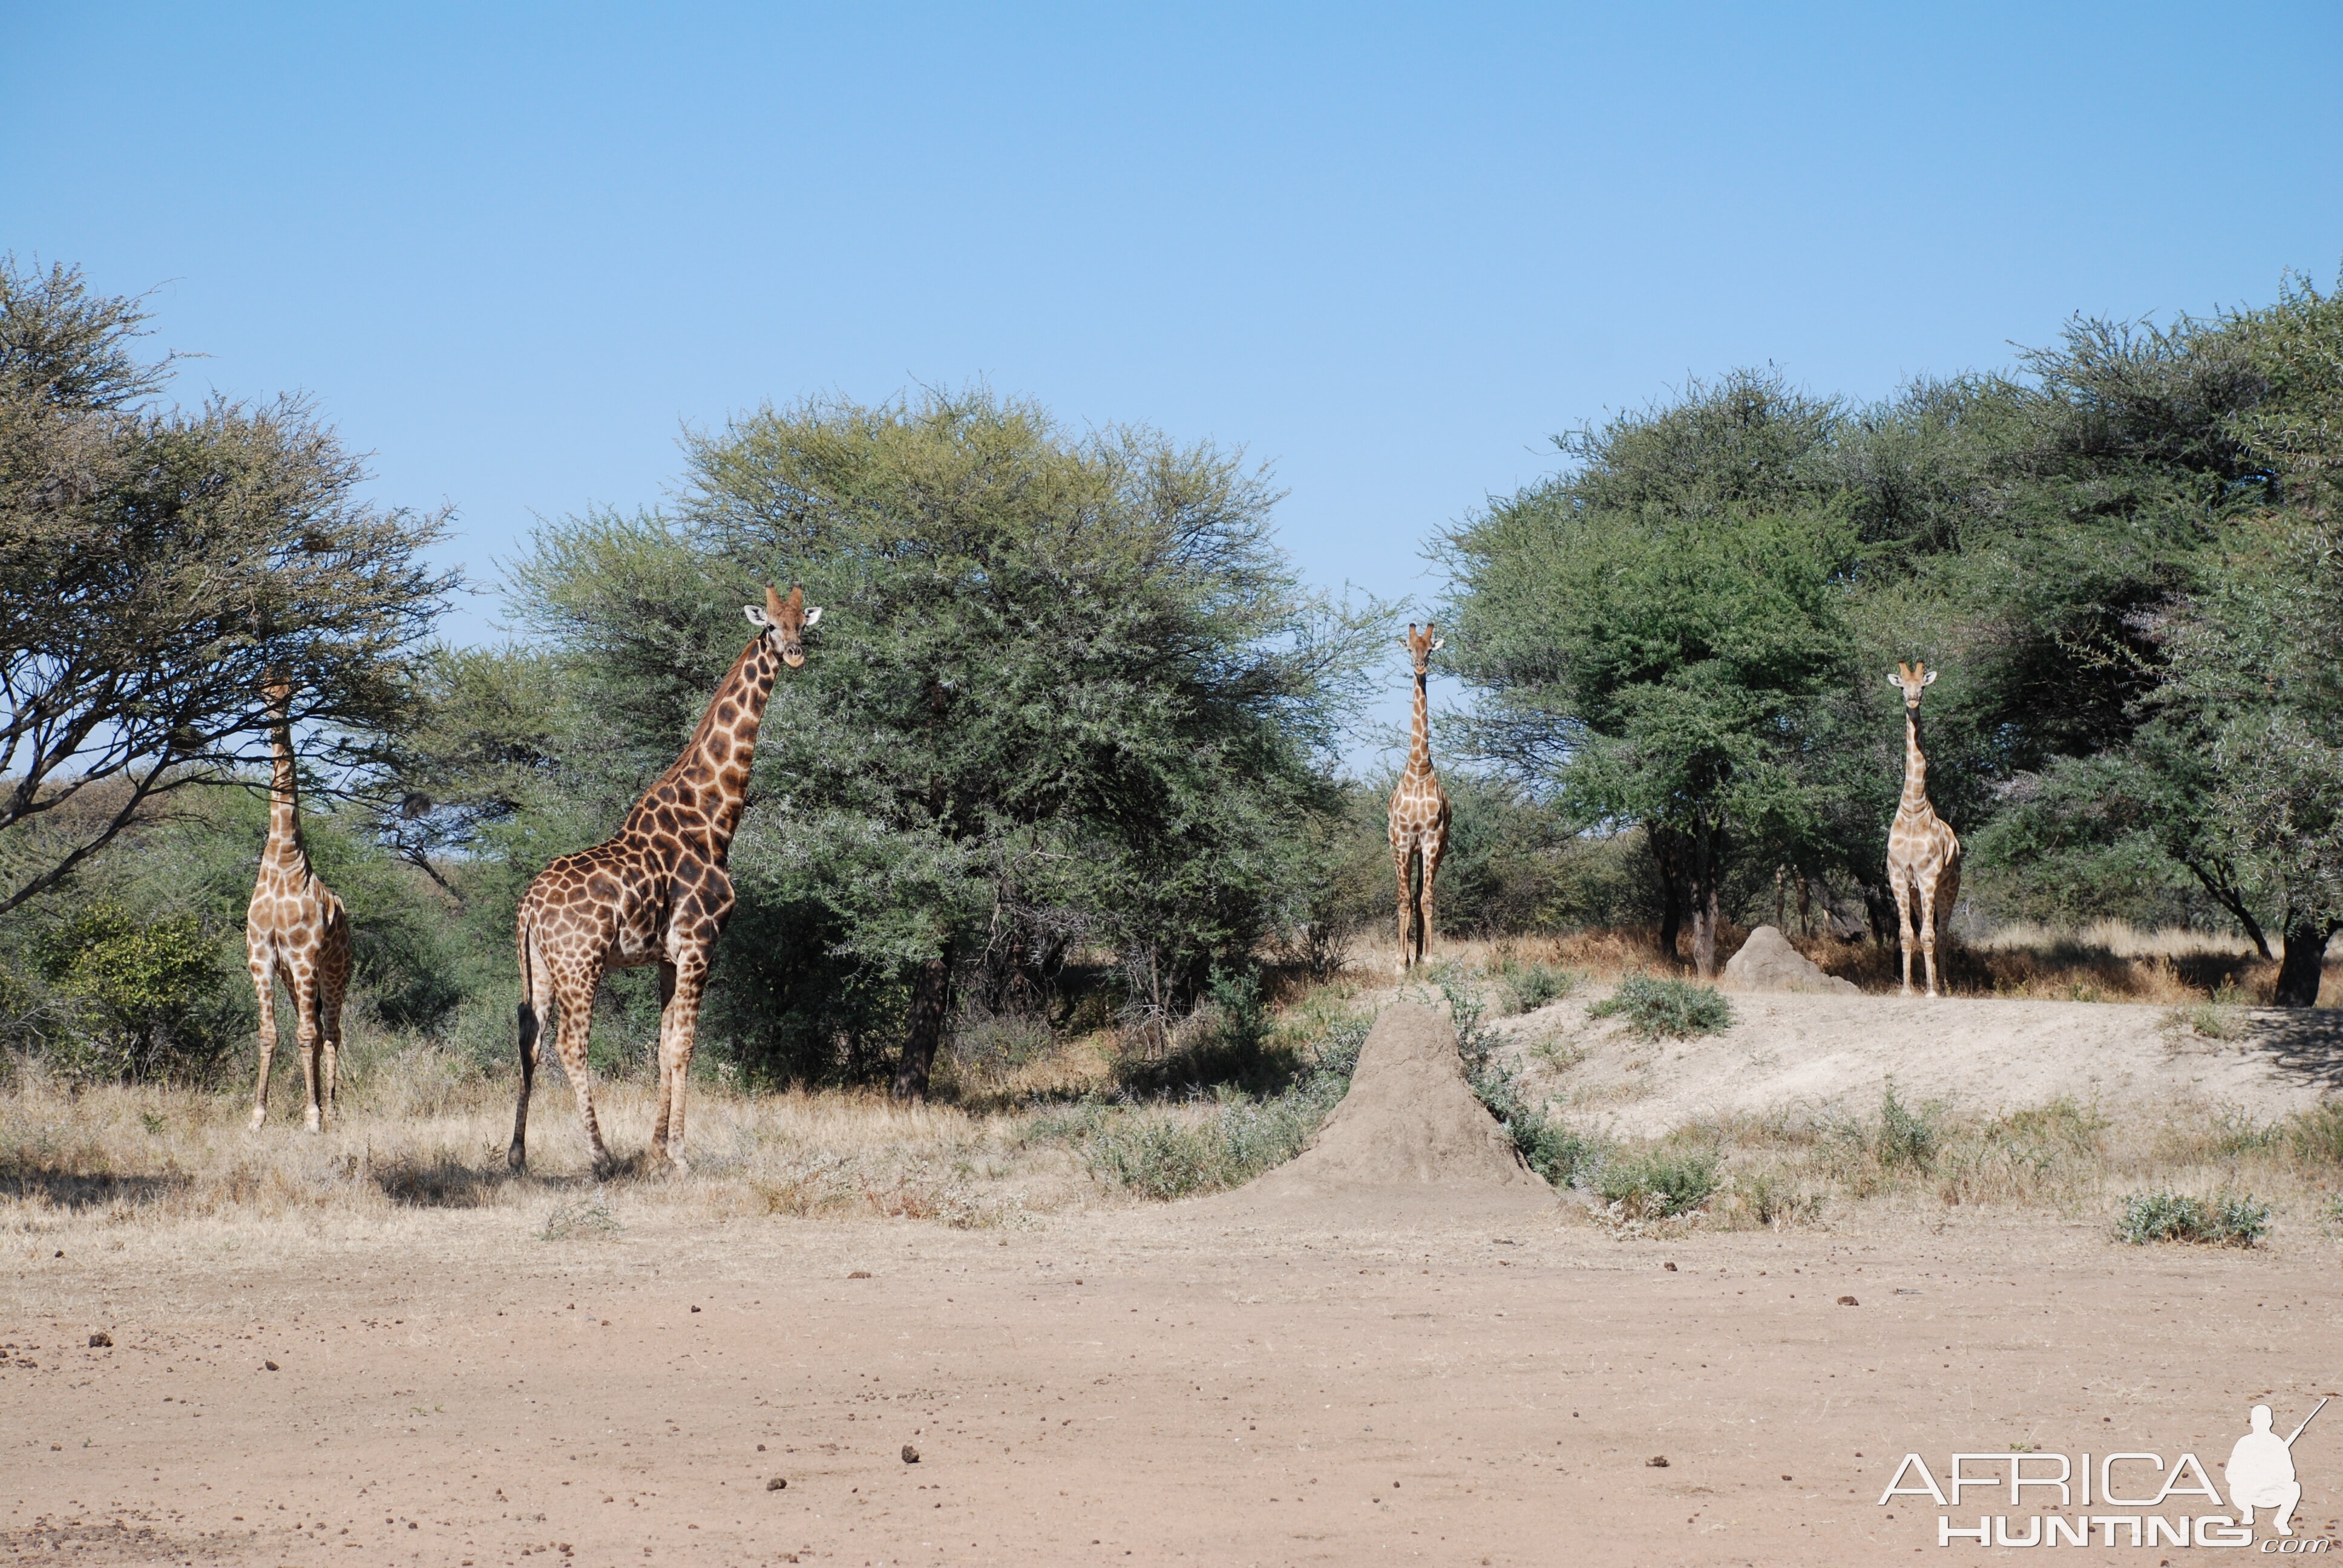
<box><xmin>743</xmin><ymin>583</ymin><xmax>824</xmax><ymax>668</ymax></box>
<box><xmin>1400</xmin><ymin>622</ymin><xmax>1445</xmax><ymax>677</ymax></box>
<box><xmin>1886</xmin><ymin>660</ymin><xmax>1938</xmax><ymax>711</ymax></box>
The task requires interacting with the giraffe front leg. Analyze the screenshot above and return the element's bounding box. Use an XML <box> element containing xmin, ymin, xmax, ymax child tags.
<box><xmin>246</xmin><ymin>947</ymin><xmax>278</xmax><ymax>1131</ymax></box>
<box><xmin>1420</xmin><ymin>829</ymin><xmax>1447</xmax><ymax>967</ymax></box>
<box><xmin>318</xmin><ymin>942</ymin><xmax>350</xmax><ymax>1126</ymax></box>
<box><xmin>1387</xmin><ymin>843</ymin><xmax>1406</xmax><ymax>965</ymax></box>
<box><xmin>656</xmin><ymin>956</ymin><xmax>710</xmax><ymax>1172</ymax></box>
<box><xmin>1888</xmin><ymin>869</ymin><xmax>1918</xmax><ymax>998</ymax></box>
<box><xmin>289</xmin><ymin>970</ymin><xmax>324</xmax><ymax>1134</ymax></box>
<box><xmin>1917</xmin><ymin>876</ymin><xmax>1942</xmax><ymax>999</ymax></box>
<box><xmin>650</xmin><ymin>961</ymin><xmax>679</xmax><ymax>1152</ymax></box>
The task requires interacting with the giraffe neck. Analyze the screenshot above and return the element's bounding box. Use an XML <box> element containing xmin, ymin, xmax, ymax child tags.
<box><xmin>1899</xmin><ymin>708</ymin><xmax>1932</xmax><ymax>816</ymax></box>
<box><xmin>263</xmin><ymin>714</ymin><xmax>309</xmax><ymax>871</ymax></box>
<box><xmin>1404</xmin><ymin>668</ymin><xmax>1434</xmax><ymax>777</ymax></box>
<box><xmin>629</xmin><ymin>633</ymin><xmax>782</xmax><ymax>858</ymax></box>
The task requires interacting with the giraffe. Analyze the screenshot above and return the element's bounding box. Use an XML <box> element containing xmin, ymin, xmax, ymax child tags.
<box><xmin>1388</xmin><ymin>621</ymin><xmax>1453</xmax><ymax>971</ymax></box>
<box><xmin>508</xmin><ymin>584</ymin><xmax>821</xmax><ymax>1175</ymax></box>
<box><xmin>1884</xmin><ymin>661</ymin><xmax>1962</xmax><ymax>998</ymax></box>
<box><xmin>245</xmin><ymin>679</ymin><xmax>352</xmax><ymax>1133</ymax></box>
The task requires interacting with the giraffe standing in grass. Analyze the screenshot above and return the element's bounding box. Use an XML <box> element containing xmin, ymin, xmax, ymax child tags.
<box><xmin>1389</xmin><ymin>622</ymin><xmax>1453</xmax><ymax>971</ymax></box>
<box><xmin>246</xmin><ymin>679</ymin><xmax>352</xmax><ymax>1132</ymax></box>
<box><xmin>1885</xmin><ymin>661</ymin><xmax>1961</xmax><ymax>998</ymax></box>
<box><xmin>509</xmin><ymin>585</ymin><xmax>820</xmax><ymax>1175</ymax></box>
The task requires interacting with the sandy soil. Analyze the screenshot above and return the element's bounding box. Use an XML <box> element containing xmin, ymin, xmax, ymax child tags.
<box><xmin>10</xmin><ymin>995</ymin><xmax>2343</xmax><ymax>1567</ymax></box>
<box><xmin>1504</xmin><ymin>987</ymin><xmax>2343</xmax><ymax>1138</ymax></box>
<box><xmin>8</xmin><ymin>1192</ymin><xmax>2343</xmax><ymax>1568</ymax></box>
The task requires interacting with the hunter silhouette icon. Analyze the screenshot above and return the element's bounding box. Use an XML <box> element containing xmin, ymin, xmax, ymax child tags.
<box><xmin>2226</xmin><ymin>1397</ymin><xmax>2327</xmax><ymax>1537</ymax></box>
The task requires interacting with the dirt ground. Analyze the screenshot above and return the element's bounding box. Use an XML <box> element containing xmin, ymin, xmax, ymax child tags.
<box><xmin>8</xmin><ymin>1192</ymin><xmax>2343</xmax><ymax>1568</ymax></box>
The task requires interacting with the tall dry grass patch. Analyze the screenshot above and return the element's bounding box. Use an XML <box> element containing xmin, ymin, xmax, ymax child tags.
<box><xmin>0</xmin><ymin>1050</ymin><xmax>1094</xmax><ymax>1255</ymax></box>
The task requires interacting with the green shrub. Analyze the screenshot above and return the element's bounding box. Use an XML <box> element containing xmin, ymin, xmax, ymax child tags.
<box><xmin>2113</xmin><ymin>1190</ymin><xmax>2270</xmax><ymax>1247</ymax></box>
<box><xmin>1047</xmin><ymin>1009</ymin><xmax>1368</xmax><ymax>1201</ymax></box>
<box><xmin>1500</xmin><ymin>961</ymin><xmax>1582</xmax><ymax>1013</ymax></box>
<box><xmin>1874</xmin><ymin>1082</ymin><xmax>1944</xmax><ymax>1172</ymax></box>
<box><xmin>30</xmin><ymin>902</ymin><xmax>231</xmax><ymax>1082</ymax></box>
<box><xmin>1588</xmin><ymin>976</ymin><xmax>1733</xmax><ymax>1040</ymax></box>
<box><xmin>1596</xmin><ymin>1146</ymin><xmax>1719</xmax><ymax>1218</ymax></box>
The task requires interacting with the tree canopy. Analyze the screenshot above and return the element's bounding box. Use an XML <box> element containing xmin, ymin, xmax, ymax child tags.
<box><xmin>0</xmin><ymin>258</ymin><xmax>455</xmax><ymax>915</ymax></box>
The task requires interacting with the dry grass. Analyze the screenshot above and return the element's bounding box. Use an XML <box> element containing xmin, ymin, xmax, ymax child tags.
<box><xmin>1547</xmin><ymin>1087</ymin><xmax>2343</xmax><ymax>1241</ymax></box>
<box><xmin>0</xmin><ymin>1049</ymin><xmax>1098</xmax><ymax>1259</ymax></box>
<box><xmin>11</xmin><ymin>924</ymin><xmax>2343</xmax><ymax>1258</ymax></box>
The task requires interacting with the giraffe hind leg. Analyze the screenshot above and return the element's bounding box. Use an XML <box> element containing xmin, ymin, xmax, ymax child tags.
<box><xmin>548</xmin><ymin>965</ymin><xmax>614</xmax><ymax>1177</ymax></box>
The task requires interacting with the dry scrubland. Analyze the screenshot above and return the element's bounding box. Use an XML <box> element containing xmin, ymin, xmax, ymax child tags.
<box><xmin>5</xmin><ymin>924</ymin><xmax>2341</xmax><ymax>1259</ymax></box>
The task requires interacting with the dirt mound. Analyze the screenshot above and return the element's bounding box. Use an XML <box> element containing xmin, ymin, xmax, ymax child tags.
<box><xmin>1204</xmin><ymin>1001</ymin><xmax>1552</xmax><ymax>1220</ymax></box>
<box><xmin>1723</xmin><ymin>924</ymin><xmax>1861</xmax><ymax>994</ymax></box>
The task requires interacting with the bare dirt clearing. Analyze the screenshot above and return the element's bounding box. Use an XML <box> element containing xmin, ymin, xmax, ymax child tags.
<box><xmin>10</xmin><ymin>988</ymin><xmax>2343</xmax><ymax>1565</ymax></box>
<box><xmin>8</xmin><ymin>1201</ymin><xmax>2343</xmax><ymax>1567</ymax></box>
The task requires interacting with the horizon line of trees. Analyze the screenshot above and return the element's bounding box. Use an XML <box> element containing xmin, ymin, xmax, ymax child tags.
<box><xmin>7</xmin><ymin>254</ymin><xmax>2343</xmax><ymax>1091</ymax></box>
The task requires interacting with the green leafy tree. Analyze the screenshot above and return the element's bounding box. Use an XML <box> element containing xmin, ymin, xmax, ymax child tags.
<box><xmin>1438</xmin><ymin>371</ymin><xmax>1858</xmax><ymax>973</ymax></box>
<box><xmin>512</xmin><ymin>388</ymin><xmax>1377</xmax><ymax>1093</ymax></box>
<box><xmin>0</xmin><ymin>258</ymin><xmax>456</xmax><ymax>915</ymax></box>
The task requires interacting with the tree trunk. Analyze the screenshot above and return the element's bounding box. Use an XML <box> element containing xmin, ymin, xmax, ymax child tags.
<box><xmin>2183</xmin><ymin>861</ymin><xmax>2273</xmax><ymax>960</ymax></box>
<box><xmin>2273</xmin><ymin>916</ymin><xmax>2332</xmax><ymax>1008</ymax></box>
<box><xmin>1648</xmin><ymin>825</ymin><xmax>1686</xmax><ymax>961</ymax></box>
<box><xmin>1689</xmin><ymin>822</ymin><xmax>1723</xmax><ymax>980</ymax></box>
<box><xmin>892</xmin><ymin>936</ymin><xmax>957</xmax><ymax>1099</ymax></box>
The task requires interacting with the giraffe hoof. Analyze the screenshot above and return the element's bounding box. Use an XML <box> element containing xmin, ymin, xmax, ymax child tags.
<box><xmin>246</xmin><ymin>1108</ymin><xmax>266</xmax><ymax>1132</ymax></box>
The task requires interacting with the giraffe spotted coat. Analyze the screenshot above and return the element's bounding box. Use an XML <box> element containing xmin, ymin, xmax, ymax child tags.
<box><xmin>1388</xmin><ymin>622</ymin><xmax>1452</xmax><ymax>971</ymax></box>
<box><xmin>1884</xmin><ymin>661</ymin><xmax>1961</xmax><ymax>998</ymax></box>
<box><xmin>508</xmin><ymin>584</ymin><xmax>819</xmax><ymax>1175</ymax></box>
<box><xmin>246</xmin><ymin>682</ymin><xmax>352</xmax><ymax>1132</ymax></box>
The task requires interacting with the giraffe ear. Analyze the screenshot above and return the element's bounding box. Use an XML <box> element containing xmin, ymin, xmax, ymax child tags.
<box><xmin>1886</xmin><ymin>671</ymin><xmax>1904</xmax><ymax>688</ymax></box>
<box><xmin>743</xmin><ymin>604</ymin><xmax>772</xmax><ymax>629</ymax></box>
<box><xmin>1429</xmin><ymin>637</ymin><xmax>1445</xmax><ymax>653</ymax></box>
<box><xmin>802</xmin><ymin>606</ymin><xmax>822</xmax><ymax>629</ymax></box>
<box><xmin>1922</xmin><ymin>669</ymin><xmax>1937</xmax><ymax>687</ymax></box>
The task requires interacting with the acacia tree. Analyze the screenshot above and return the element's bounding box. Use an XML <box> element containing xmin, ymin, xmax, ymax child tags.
<box><xmin>1438</xmin><ymin>371</ymin><xmax>1856</xmax><ymax>975</ymax></box>
<box><xmin>0</xmin><ymin>260</ymin><xmax>454</xmax><ymax>914</ymax></box>
<box><xmin>513</xmin><ymin>388</ymin><xmax>1375</xmax><ymax>1094</ymax></box>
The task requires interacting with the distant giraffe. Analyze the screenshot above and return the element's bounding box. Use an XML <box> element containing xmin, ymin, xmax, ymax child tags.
<box><xmin>508</xmin><ymin>584</ymin><xmax>820</xmax><ymax>1175</ymax></box>
<box><xmin>1885</xmin><ymin>661</ymin><xmax>1961</xmax><ymax>998</ymax></box>
<box><xmin>1388</xmin><ymin>622</ymin><xmax>1453</xmax><ymax>971</ymax></box>
<box><xmin>245</xmin><ymin>679</ymin><xmax>352</xmax><ymax>1132</ymax></box>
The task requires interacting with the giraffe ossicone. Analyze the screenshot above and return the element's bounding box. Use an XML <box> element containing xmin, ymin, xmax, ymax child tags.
<box><xmin>508</xmin><ymin>583</ymin><xmax>821</xmax><ymax>1176</ymax></box>
<box><xmin>245</xmin><ymin>678</ymin><xmax>352</xmax><ymax>1134</ymax></box>
<box><xmin>1884</xmin><ymin>659</ymin><xmax>1961</xmax><ymax>999</ymax></box>
<box><xmin>1388</xmin><ymin>621</ymin><xmax>1453</xmax><ymax>972</ymax></box>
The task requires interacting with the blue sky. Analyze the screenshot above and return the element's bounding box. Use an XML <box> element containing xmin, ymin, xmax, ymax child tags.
<box><xmin>8</xmin><ymin>3</ymin><xmax>2341</xmax><ymax>760</ymax></box>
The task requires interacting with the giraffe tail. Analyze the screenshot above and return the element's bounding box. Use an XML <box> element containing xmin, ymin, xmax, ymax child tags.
<box><xmin>515</xmin><ymin>916</ymin><xmax>546</xmax><ymax>1063</ymax></box>
<box><xmin>511</xmin><ymin>915</ymin><xmax>546</xmax><ymax>1171</ymax></box>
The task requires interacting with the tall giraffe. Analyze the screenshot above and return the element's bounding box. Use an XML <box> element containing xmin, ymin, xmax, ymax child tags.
<box><xmin>1388</xmin><ymin>622</ymin><xmax>1453</xmax><ymax>971</ymax></box>
<box><xmin>1884</xmin><ymin>661</ymin><xmax>1961</xmax><ymax>998</ymax></box>
<box><xmin>245</xmin><ymin>679</ymin><xmax>352</xmax><ymax>1132</ymax></box>
<box><xmin>508</xmin><ymin>584</ymin><xmax>821</xmax><ymax>1175</ymax></box>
